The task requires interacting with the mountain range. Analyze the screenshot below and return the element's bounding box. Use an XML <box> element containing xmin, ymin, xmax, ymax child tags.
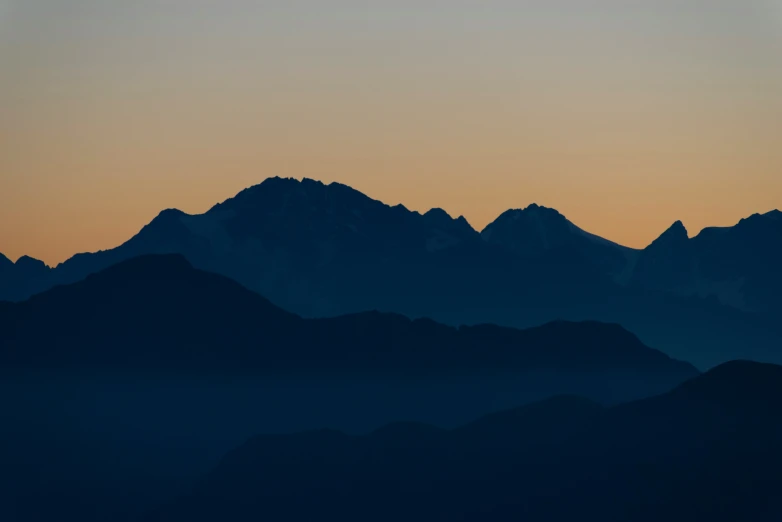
<box><xmin>1</xmin><ymin>180</ymin><xmax>779</xmax><ymax>521</ymax></box>
<box><xmin>147</xmin><ymin>361</ymin><xmax>782</xmax><ymax>522</ymax></box>
<box><xmin>1</xmin><ymin>177</ymin><xmax>780</xmax><ymax>368</ymax></box>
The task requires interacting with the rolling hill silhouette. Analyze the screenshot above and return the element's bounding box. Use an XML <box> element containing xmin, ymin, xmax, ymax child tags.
<box><xmin>1</xmin><ymin>177</ymin><xmax>780</xmax><ymax>368</ymax></box>
<box><xmin>148</xmin><ymin>361</ymin><xmax>782</xmax><ymax>522</ymax></box>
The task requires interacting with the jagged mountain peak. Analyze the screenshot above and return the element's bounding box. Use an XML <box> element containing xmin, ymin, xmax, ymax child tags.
<box><xmin>210</xmin><ymin>177</ymin><xmax>371</xmax><ymax>214</ymax></box>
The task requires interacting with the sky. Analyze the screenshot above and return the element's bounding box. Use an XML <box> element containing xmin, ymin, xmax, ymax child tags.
<box><xmin>1</xmin><ymin>1</ymin><xmax>781</xmax><ymax>265</ymax></box>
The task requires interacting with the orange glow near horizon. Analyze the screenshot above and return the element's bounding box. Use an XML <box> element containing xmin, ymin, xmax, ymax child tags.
<box><xmin>1</xmin><ymin>1</ymin><xmax>781</xmax><ymax>265</ymax></box>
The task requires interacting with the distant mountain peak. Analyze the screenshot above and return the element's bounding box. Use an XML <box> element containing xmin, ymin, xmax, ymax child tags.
<box><xmin>653</xmin><ymin>220</ymin><xmax>689</xmax><ymax>245</ymax></box>
<box><xmin>481</xmin><ymin>204</ymin><xmax>633</xmax><ymax>276</ymax></box>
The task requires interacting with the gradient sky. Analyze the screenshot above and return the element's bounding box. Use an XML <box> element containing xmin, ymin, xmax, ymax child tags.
<box><xmin>1</xmin><ymin>1</ymin><xmax>781</xmax><ymax>265</ymax></box>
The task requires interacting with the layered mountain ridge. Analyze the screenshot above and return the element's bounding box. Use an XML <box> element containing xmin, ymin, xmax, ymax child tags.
<box><xmin>1</xmin><ymin>177</ymin><xmax>780</xmax><ymax>368</ymax></box>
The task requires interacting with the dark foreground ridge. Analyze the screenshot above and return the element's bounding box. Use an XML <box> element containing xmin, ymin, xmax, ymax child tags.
<box><xmin>0</xmin><ymin>254</ymin><xmax>696</xmax><ymax>378</ymax></box>
<box><xmin>149</xmin><ymin>361</ymin><xmax>782</xmax><ymax>522</ymax></box>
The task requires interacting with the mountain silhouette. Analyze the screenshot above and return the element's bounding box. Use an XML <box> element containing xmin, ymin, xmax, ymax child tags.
<box><xmin>1</xmin><ymin>178</ymin><xmax>780</xmax><ymax>368</ymax></box>
<box><xmin>481</xmin><ymin>203</ymin><xmax>637</xmax><ymax>280</ymax></box>
<box><xmin>147</xmin><ymin>361</ymin><xmax>782</xmax><ymax>522</ymax></box>
<box><xmin>0</xmin><ymin>254</ymin><xmax>696</xmax><ymax>380</ymax></box>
